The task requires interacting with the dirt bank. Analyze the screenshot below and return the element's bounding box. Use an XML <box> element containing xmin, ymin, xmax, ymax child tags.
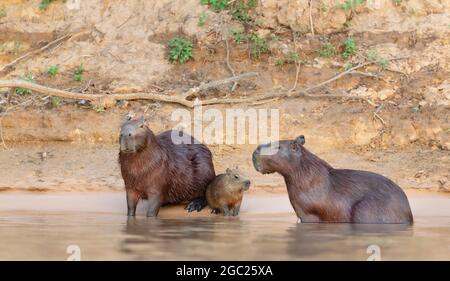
<box><xmin>0</xmin><ymin>1</ymin><xmax>448</xmax><ymax>193</ymax></box>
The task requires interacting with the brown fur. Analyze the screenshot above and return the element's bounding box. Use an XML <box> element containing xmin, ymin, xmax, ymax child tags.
<box><xmin>206</xmin><ymin>168</ymin><xmax>251</xmax><ymax>216</ymax></box>
<box><xmin>118</xmin><ymin>117</ymin><xmax>215</xmax><ymax>217</ymax></box>
<box><xmin>252</xmin><ymin>135</ymin><xmax>413</xmax><ymax>224</ymax></box>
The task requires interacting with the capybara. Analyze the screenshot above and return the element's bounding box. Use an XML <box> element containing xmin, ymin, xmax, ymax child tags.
<box><xmin>118</xmin><ymin>116</ymin><xmax>215</xmax><ymax>217</ymax></box>
<box><xmin>206</xmin><ymin>167</ymin><xmax>251</xmax><ymax>216</ymax></box>
<box><xmin>252</xmin><ymin>135</ymin><xmax>413</xmax><ymax>224</ymax></box>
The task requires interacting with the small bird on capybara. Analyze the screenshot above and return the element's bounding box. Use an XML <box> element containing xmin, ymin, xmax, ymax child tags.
<box><xmin>118</xmin><ymin>116</ymin><xmax>215</xmax><ymax>217</ymax></box>
<box><xmin>206</xmin><ymin>167</ymin><xmax>251</xmax><ymax>216</ymax></box>
<box><xmin>252</xmin><ymin>135</ymin><xmax>413</xmax><ymax>224</ymax></box>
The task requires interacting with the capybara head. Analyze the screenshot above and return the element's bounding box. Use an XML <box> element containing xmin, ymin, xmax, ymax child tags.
<box><xmin>119</xmin><ymin>116</ymin><xmax>150</xmax><ymax>153</ymax></box>
<box><xmin>225</xmin><ymin>167</ymin><xmax>251</xmax><ymax>191</ymax></box>
<box><xmin>252</xmin><ymin>135</ymin><xmax>305</xmax><ymax>174</ymax></box>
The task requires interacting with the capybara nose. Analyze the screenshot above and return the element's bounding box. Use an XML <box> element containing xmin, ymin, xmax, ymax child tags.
<box><xmin>244</xmin><ymin>180</ymin><xmax>251</xmax><ymax>187</ymax></box>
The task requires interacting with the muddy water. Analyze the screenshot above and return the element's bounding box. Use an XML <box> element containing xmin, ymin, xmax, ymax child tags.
<box><xmin>0</xmin><ymin>192</ymin><xmax>449</xmax><ymax>260</ymax></box>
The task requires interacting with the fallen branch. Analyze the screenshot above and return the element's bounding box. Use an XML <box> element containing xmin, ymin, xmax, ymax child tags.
<box><xmin>181</xmin><ymin>72</ymin><xmax>258</xmax><ymax>99</ymax></box>
<box><xmin>0</xmin><ymin>32</ymin><xmax>80</xmax><ymax>75</ymax></box>
<box><xmin>0</xmin><ymin>72</ymin><xmax>259</xmax><ymax>108</ymax></box>
<box><xmin>0</xmin><ymin>56</ymin><xmax>408</xmax><ymax>108</ymax></box>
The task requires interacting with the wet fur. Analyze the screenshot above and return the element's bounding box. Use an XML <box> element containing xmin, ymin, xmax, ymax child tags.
<box><xmin>253</xmin><ymin>139</ymin><xmax>413</xmax><ymax>224</ymax></box>
<box><xmin>119</xmin><ymin>127</ymin><xmax>215</xmax><ymax>212</ymax></box>
<box><xmin>206</xmin><ymin>170</ymin><xmax>249</xmax><ymax>216</ymax></box>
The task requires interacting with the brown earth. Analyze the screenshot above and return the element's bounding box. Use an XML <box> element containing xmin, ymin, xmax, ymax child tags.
<box><xmin>0</xmin><ymin>0</ymin><xmax>448</xmax><ymax>193</ymax></box>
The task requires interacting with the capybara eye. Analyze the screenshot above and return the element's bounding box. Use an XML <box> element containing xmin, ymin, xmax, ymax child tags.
<box><xmin>140</xmin><ymin>125</ymin><xmax>144</xmax><ymax>128</ymax></box>
<box><xmin>290</xmin><ymin>143</ymin><xmax>297</xmax><ymax>151</ymax></box>
<box><xmin>234</xmin><ymin>175</ymin><xmax>239</xmax><ymax>179</ymax></box>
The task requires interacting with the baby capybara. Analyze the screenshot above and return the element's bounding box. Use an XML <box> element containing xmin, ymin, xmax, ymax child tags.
<box><xmin>206</xmin><ymin>167</ymin><xmax>251</xmax><ymax>216</ymax></box>
<box><xmin>118</xmin><ymin>116</ymin><xmax>215</xmax><ymax>217</ymax></box>
<box><xmin>252</xmin><ymin>135</ymin><xmax>413</xmax><ymax>224</ymax></box>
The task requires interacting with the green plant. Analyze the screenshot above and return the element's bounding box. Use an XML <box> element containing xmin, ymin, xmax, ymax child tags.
<box><xmin>231</xmin><ymin>0</ymin><xmax>257</xmax><ymax>23</ymax></box>
<box><xmin>167</xmin><ymin>37</ymin><xmax>194</xmax><ymax>64</ymax></box>
<box><xmin>198</xmin><ymin>11</ymin><xmax>208</xmax><ymax>26</ymax></box>
<box><xmin>230</xmin><ymin>29</ymin><xmax>246</xmax><ymax>44</ymax></box>
<box><xmin>0</xmin><ymin>7</ymin><xmax>6</xmax><ymax>18</ymax></box>
<box><xmin>320</xmin><ymin>3</ymin><xmax>328</xmax><ymax>12</ymax></box>
<box><xmin>344</xmin><ymin>63</ymin><xmax>355</xmax><ymax>71</ymax></box>
<box><xmin>47</xmin><ymin>65</ymin><xmax>59</xmax><ymax>77</ymax></box>
<box><xmin>316</xmin><ymin>42</ymin><xmax>336</xmax><ymax>58</ymax></box>
<box><xmin>286</xmin><ymin>50</ymin><xmax>301</xmax><ymax>64</ymax></box>
<box><xmin>16</xmin><ymin>74</ymin><xmax>35</xmax><ymax>95</ymax></box>
<box><xmin>342</xmin><ymin>38</ymin><xmax>357</xmax><ymax>59</ymax></box>
<box><xmin>367</xmin><ymin>49</ymin><xmax>389</xmax><ymax>69</ymax></box>
<box><xmin>275</xmin><ymin>58</ymin><xmax>285</xmax><ymax>66</ymax></box>
<box><xmin>342</xmin><ymin>0</ymin><xmax>365</xmax><ymax>12</ymax></box>
<box><xmin>39</xmin><ymin>0</ymin><xmax>55</xmax><ymax>11</ymax></box>
<box><xmin>13</xmin><ymin>41</ymin><xmax>22</xmax><ymax>55</ymax></box>
<box><xmin>94</xmin><ymin>106</ymin><xmax>106</xmax><ymax>113</ymax></box>
<box><xmin>201</xmin><ymin>0</ymin><xmax>229</xmax><ymax>12</ymax></box>
<box><xmin>247</xmin><ymin>33</ymin><xmax>269</xmax><ymax>59</ymax></box>
<box><xmin>270</xmin><ymin>34</ymin><xmax>280</xmax><ymax>41</ymax></box>
<box><xmin>73</xmin><ymin>64</ymin><xmax>84</xmax><ymax>81</ymax></box>
<box><xmin>51</xmin><ymin>96</ymin><xmax>61</xmax><ymax>108</ymax></box>
<box><xmin>392</xmin><ymin>0</ymin><xmax>402</xmax><ymax>5</ymax></box>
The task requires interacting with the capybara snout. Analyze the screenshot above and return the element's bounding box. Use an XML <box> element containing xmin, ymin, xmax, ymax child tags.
<box><xmin>252</xmin><ymin>136</ymin><xmax>305</xmax><ymax>175</ymax></box>
<box><xmin>119</xmin><ymin>116</ymin><xmax>146</xmax><ymax>153</ymax></box>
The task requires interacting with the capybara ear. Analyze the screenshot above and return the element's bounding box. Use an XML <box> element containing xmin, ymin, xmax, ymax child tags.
<box><xmin>295</xmin><ymin>135</ymin><xmax>305</xmax><ymax>145</ymax></box>
<box><xmin>122</xmin><ymin>114</ymin><xmax>132</xmax><ymax>124</ymax></box>
<box><xmin>226</xmin><ymin>168</ymin><xmax>232</xmax><ymax>174</ymax></box>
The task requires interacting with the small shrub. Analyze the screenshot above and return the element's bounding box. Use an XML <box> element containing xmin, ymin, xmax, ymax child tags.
<box><xmin>367</xmin><ymin>49</ymin><xmax>389</xmax><ymax>69</ymax></box>
<box><xmin>47</xmin><ymin>65</ymin><xmax>59</xmax><ymax>77</ymax></box>
<box><xmin>316</xmin><ymin>42</ymin><xmax>336</xmax><ymax>58</ymax></box>
<box><xmin>392</xmin><ymin>0</ymin><xmax>402</xmax><ymax>6</ymax></box>
<box><xmin>247</xmin><ymin>33</ymin><xmax>269</xmax><ymax>59</ymax></box>
<box><xmin>270</xmin><ymin>34</ymin><xmax>280</xmax><ymax>41</ymax></box>
<box><xmin>0</xmin><ymin>7</ymin><xmax>6</xmax><ymax>18</ymax></box>
<box><xmin>275</xmin><ymin>58</ymin><xmax>285</xmax><ymax>66</ymax></box>
<box><xmin>167</xmin><ymin>37</ymin><xmax>194</xmax><ymax>64</ymax></box>
<box><xmin>16</xmin><ymin>74</ymin><xmax>35</xmax><ymax>95</ymax></box>
<box><xmin>231</xmin><ymin>0</ymin><xmax>257</xmax><ymax>23</ymax></box>
<box><xmin>342</xmin><ymin>38</ymin><xmax>357</xmax><ymax>59</ymax></box>
<box><xmin>39</xmin><ymin>0</ymin><xmax>54</xmax><ymax>11</ymax></box>
<box><xmin>198</xmin><ymin>11</ymin><xmax>208</xmax><ymax>26</ymax></box>
<box><xmin>51</xmin><ymin>96</ymin><xmax>61</xmax><ymax>108</ymax></box>
<box><xmin>286</xmin><ymin>50</ymin><xmax>301</xmax><ymax>64</ymax></box>
<box><xmin>95</xmin><ymin>106</ymin><xmax>106</xmax><ymax>113</ymax></box>
<box><xmin>344</xmin><ymin>63</ymin><xmax>354</xmax><ymax>71</ymax></box>
<box><xmin>342</xmin><ymin>0</ymin><xmax>365</xmax><ymax>12</ymax></box>
<box><xmin>230</xmin><ymin>29</ymin><xmax>246</xmax><ymax>44</ymax></box>
<box><xmin>201</xmin><ymin>0</ymin><xmax>229</xmax><ymax>12</ymax></box>
<box><xmin>73</xmin><ymin>64</ymin><xmax>84</xmax><ymax>82</ymax></box>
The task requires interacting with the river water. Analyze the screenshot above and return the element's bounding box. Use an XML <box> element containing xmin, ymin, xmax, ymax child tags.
<box><xmin>0</xmin><ymin>192</ymin><xmax>449</xmax><ymax>260</ymax></box>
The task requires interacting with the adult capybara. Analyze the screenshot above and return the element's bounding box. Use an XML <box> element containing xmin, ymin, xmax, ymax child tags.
<box><xmin>118</xmin><ymin>116</ymin><xmax>215</xmax><ymax>217</ymax></box>
<box><xmin>206</xmin><ymin>167</ymin><xmax>251</xmax><ymax>216</ymax></box>
<box><xmin>252</xmin><ymin>135</ymin><xmax>413</xmax><ymax>224</ymax></box>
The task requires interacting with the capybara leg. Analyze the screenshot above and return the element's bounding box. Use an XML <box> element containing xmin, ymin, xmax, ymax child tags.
<box><xmin>222</xmin><ymin>205</ymin><xmax>230</xmax><ymax>216</ymax></box>
<box><xmin>232</xmin><ymin>204</ymin><xmax>241</xmax><ymax>216</ymax></box>
<box><xmin>146</xmin><ymin>194</ymin><xmax>162</xmax><ymax>217</ymax></box>
<box><xmin>185</xmin><ymin>197</ymin><xmax>208</xmax><ymax>213</ymax></box>
<box><xmin>126</xmin><ymin>190</ymin><xmax>140</xmax><ymax>216</ymax></box>
<box><xmin>211</xmin><ymin>209</ymin><xmax>220</xmax><ymax>214</ymax></box>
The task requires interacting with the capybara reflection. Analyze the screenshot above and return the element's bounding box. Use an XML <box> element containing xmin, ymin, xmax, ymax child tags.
<box><xmin>252</xmin><ymin>135</ymin><xmax>413</xmax><ymax>224</ymax></box>
<box><xmin>118</xmin><ymin>116</ymin><xmax>215</xmax><ymax>217</ymax></box>
<box><xmin>206</xmin><ymin>167</ymin><xmax>251</xmax><ymax>216</ymax></box>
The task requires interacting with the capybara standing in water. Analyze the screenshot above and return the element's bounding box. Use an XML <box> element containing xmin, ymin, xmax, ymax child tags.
<box><xmin>118</xmin><ymin>116</ymin><xmax>215</xmax><ymax>217</ymax></box>
<box><xmin>252</xmin><ymin>135</ymin><xmax>413</xmax><ymax>224</ymax></box>
<box><xmin>206</xmin><ymin>167</ymin><xmax>251</xmax><ymax>216</ymax></box>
